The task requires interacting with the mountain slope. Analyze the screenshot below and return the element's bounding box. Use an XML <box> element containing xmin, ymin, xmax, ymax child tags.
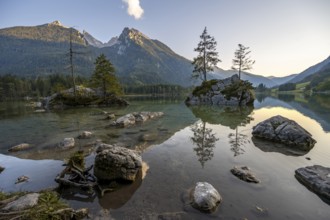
<box><xmin>268</xmin><ymin>74</ymin><xmax>298</xmax><ymax>85</ymax></box>
<box><xmin>210</xmin><ymin>67</ymin><xmax>277</xmax><ymax>87</ymax></box>
<box><xmin>0</xmin><ymin>22</ymin><xmax>193</xmax><ymax>86</ymax></box>
<box><xmin>288</xmin><ymin>56</ymin><xmax>330</xmax><ymax>83</ymax></box>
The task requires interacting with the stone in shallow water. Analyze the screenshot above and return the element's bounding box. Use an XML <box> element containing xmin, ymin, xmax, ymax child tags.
<box><xmin>295</xmin><ymin>165</ymin><xmax>330</xmax><ymax>201</ymax></box>
<box><xmin>252</xmin><ymin>115</ymin><xmax>316</xmax><ymax>151</ymax></box>
<box><xmin>94</xmin><ymin>145</ymin><xmax>142</xmax><ymax>182</ymax></box>
<box><xmin>8</xmin><ymin>143</ymin><xmax>31</xmax><ymax>152</ymax></box>
<box><xmin>191</xmin><ymin>182</ymin><xmax>222</xmax><ymax>213</ymax></box>
<box><xmin>59</xmin><ymin>137</ymin><xmax>75</xmax><ymax>149</ymax></box>
<box><xmin>231</xmin><ymin>166</ymin><xmax>260</xmax><ymax>183</ymax></box>
<box><xmin>3</xmin><ymin>193</ymin><xmax>40</xmax><ymax>211</ymax></box>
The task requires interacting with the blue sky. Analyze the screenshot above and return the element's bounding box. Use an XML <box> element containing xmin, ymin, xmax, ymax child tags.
<box><xmin>1</xmin><ymin>0</ymin><xmax>329</xmax><ymax>77</ymax></box>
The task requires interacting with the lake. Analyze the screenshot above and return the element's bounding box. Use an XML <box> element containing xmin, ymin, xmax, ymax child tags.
<box><xmin>0</xmin><ymin>94</ymin><xmax>330</xmax><ymax>219</ymax></box>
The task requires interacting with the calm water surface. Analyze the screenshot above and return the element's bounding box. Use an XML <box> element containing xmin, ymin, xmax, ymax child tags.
<box><xmin>0</xmin><ymin>95</ymin><xmax>330</xmax><ymax>219</ymax></box>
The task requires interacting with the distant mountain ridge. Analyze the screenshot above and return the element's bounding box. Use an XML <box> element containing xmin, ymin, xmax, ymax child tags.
<box><xmin>0</xmin><ymin>20</ymin><xmax>328</xmax><ymax>87</ymax></box>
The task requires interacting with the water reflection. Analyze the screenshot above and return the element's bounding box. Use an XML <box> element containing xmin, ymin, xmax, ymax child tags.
<box><xmin>189</xmin><ymin>105</ymin><xmax>254</xmax><ymax>157</ymax></box>
<box><xmin>190</xmin><ymin>121</ymin><xmax>218</xmax><ymax>167</ymax></box>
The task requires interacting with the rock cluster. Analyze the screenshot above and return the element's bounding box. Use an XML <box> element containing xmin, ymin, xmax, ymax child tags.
<box><xmin>295</xmin><ymin>165</ymin><xmax>330</xmax><ymax>201</ymax></box>
<box><xmin>110</xmin><ymin>112</ymin><xmax>164</xmax><ymax>127</ymax></box>
<box><xmin>185</xmin><ymin>74</ymin><xmax>254</xmax><ymax>106</ymax></box>
<box><xmin>191</xmin><ymin>182</ymin><xmax>222</xmax><ymax>213</ymax></box>
<box><xmin>94</xmin><ymin>144</ymin><xmax>142</xmax><ymax>182</ymax></box>
<box><xmin>252</xmin><ymin>115</ymin><xmax>316</xmax><ymax>151</ymax></box>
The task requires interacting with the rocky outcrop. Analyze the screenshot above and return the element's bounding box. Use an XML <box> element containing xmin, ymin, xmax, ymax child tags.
<box><xmin>191</xmin><ymin>182</ymin><xmax>222</xmax><ymax>213</ymax></box>
<box><xmin>231</xmin><ymin>166</ymin><xmax>260</xmax><ymax>183</ymax></box>
<box><xmin>8</xmin><ymin>143</ymin><xmax>31</xmax><ymax>152</ymax></box>
<box><xmin>43</xmin><ymin>86</ymin><xmax>128</xmax><ymax>109</ymax></box>
<box><xmin>295</xmin><ymin>165</ymin><xmax>330</xmax><ymax>201</ymax></box>
<box><xmin>110</xmin><ymin>112</ymin><xmax>164</xmax><ymax>127</ymax></box>
<box><xmin>185</xmin><ymin>75</ymin><xmax>254</xmax><ymax>106</ymax></box>
<box><xmin>2</xmin><ymin>193</ymin><xmax>40</xmax><ymax>211</ymax></box>
<box><xmin>252</xmin><ymin>115</ymin><xmax>316</xmax><ymax>151</ymax></box>
<box><xmin>59</xmin><ymin>138</ymin><xmax>75</xmax><ymax>149</ymax></box>
<box><xmin>94</xmin><ymin>145</ymin><xmax>142</xmax><ymax>182</ymax></box>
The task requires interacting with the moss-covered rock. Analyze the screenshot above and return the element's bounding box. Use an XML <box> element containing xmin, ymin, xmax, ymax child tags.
<box><xmin>186</xmin><ymin>75</ymin><xmax>254</xmax><ymax>106</ymax></box>
<box><xmin>44</xmin><ymin>86</ymin><xmax>129</xmax><ymax>109</ymax></box>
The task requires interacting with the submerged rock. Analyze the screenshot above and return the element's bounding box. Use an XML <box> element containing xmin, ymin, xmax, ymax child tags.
<box><xmin>3</xmin><ymin>193</ymin><xmax>40</xmax><ymax>211</ymax></box>
<box><xmin>111</xmin><ymin>112</ymin><xmax>164</xmax><ymax>127</ymax></box>
<box><xmin>8</xmin><ymin>143</ymin><xmax>31</xmax><ymax>152</ymax></box>
<box><xmin>185</xmin><ymin>74</ymin><xmax>254</xmax><ymax>106</ymax></box>
<box><xmin>252</xmin><ymin>115</ymin><xmax>316</xmax><ymax>151</ymax></box>
<box><xmin>231</xmin><ymin>166</ymin><xmax>260</xmax><ymax>183</ymax></box>
<box><xmin>15</xmin><ymin>175</ymin><xmax>29</xmax><ymax>184</ymax></box>
<box><xmin>94</xmin><ymin>145</ymin><xmax>142</xmax><ymax>182</ymax></box>
<box><xmin>59</xmin><ymin>138</ymin><xmax>75</xmax><ymax>149</ymax></box>
<box><xmin>191</xmin><ymin>182</ymin><xmax>222</xmax><ymax>213</ymax></box>
<box><xmin>78</xmin><ymin>131</ymin><xmax>93</xmax><ymax>139</ymax></box>
<box><xmin>295</xmin><ymin>165</ymin><xmax>330</xmax><ymax>201</ymax></box>
<box><xmin>0</xmin><ymin>165</ymin><xmax>4</xmax><ymax>173</ymax></box>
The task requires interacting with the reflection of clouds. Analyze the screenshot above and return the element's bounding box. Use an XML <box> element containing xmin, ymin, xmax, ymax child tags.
<box><xmin>191</xmin><ymin>121</ymin><xmax>219</xmax><ymax>167</ymax></box>
<box><xmin>142</xmin><ymin>161</ymin><xmax>149</xmax><ymax>179</ymax></box>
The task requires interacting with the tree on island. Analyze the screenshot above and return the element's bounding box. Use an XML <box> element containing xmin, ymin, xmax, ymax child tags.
<box><xmin>232</xmin><ymin>44</ymin><xmax>255</xmax><ymax>80</ymax></box>
<box><xmin>192</xmin><ymin>27</ymin><xmax>221</xmax><ymax>82</ymax></box>
<box><xmin>91</xmin><ymin>54</ymin><xmax>123</xmax><ymax>98</ymax></box>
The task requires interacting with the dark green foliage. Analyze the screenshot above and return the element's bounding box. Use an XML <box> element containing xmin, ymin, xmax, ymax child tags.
<box><xmin>67</xmin><ymin>151</ymin><xmax>85</xmax><ymax>170</ymax></box>
<box><xmin>221</xmin><ymin>80</ymin><xmax>254</xmax><ymax>100</ymax></box>
<box><xmin>192</xmin><ymin>79</ymin><xmax>218</xmax><ymax>96</ymax></box>
<box><xmin>255</xmin><ymin>83</ymin><xmax>269</xmax><ymax>92</ymax></box>
<box><xmin>192</xmin><ymin>27</ymin><xmax>221</xmax><ymax>82</ymax></box>
<box><xmin>232</xmin><ymin>44</ymin><xmax>255</xmax><ymax>79</ymax></box>
<box><xmin>91</xmin><ymin>54</ymin><xmax>123</xmax><ymax>97</ymax></box>
<box><xmin>299</xmin><ymin>67</ymin><xmax>330</xmax><ymax>92</ymax></box>
<box><xmin>124</xmin><ymin>84</ymin><xmax>188</xmax><ymax>96</ymax></box>
<box><xmin>0</xmin><ymin>74</ymin><xmax>87</xmax><ymax>101</ymax></box>
<box><xmin>278</xmin><ymin>83</ymin><xmax>296</xmax><ymax>91</ymax></box>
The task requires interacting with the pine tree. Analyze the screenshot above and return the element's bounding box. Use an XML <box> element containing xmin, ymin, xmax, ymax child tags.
<box><xmin>232</xmin><ymin>44</ymin><xmax>255</xmax><ymax>80</ymax></box>
<box><xmin>91</xmin><ymin>54</ymin><xmax>122</xmax><ymax>98</ymax></box>
<box><xmin>192</xmin><ymin>27</ymin><xmax>221</xmax><ymax>82</ymax></box>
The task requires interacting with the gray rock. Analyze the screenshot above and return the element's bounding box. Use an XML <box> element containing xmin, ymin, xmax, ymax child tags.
<box><xmin>94</xmin><ymin>145</ymin><xmax>142</xmax><ymax>182</ymax></box>
<box><xmin>111</xmin><ymin>112</ymin><xmax>164</xmax><ymax>127</ymax></box>
<box><xmin>295</xmin><ymin>165</ymin><xmax>330</xmax><ymax>200</ymax></box>
<box><xmin>191</xmin><ymin>182</ymin><xmax>222</xmax><ymax>212</ymax></box>
<box><xmin>3</xmin><ymin>193</ymin><xmax>40</xmax><ymax>211</ymax></box>
<box><xmin>8</xmin><ymin>143</ymin><xmax>31</xmax><ymax>152</ymax></box>
<box><xmin>185</xmin><ymin>74</ymin><xmax>254</xmax><ymax>106</ymax></box>
<box><xmin>78</xmin><ymin>131</ymin><xmax>93</xmax><ymax>139</ymax></box>
<box><xmin>252</xmin><ymin>115</ymin><xmax>316</xmax><ymax>151</ymax></box>
<box><xmin>59</xmin><ymin>137</ymin><xmax>75</xmax><ymax>149</ymax></box>
<box><xmin>231</xmin><ymin>166</ymin><xmax>260</xmax><ymax>183</ymax></box>
<box><xmin>0</xmin><ymin>165</ymin><xmax>4</xmax><ymax>173</ymax></box>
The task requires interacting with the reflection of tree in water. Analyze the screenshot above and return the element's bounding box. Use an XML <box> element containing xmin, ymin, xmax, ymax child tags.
<box><xmin>189</xmin><ymin>105</ymin><xmax>254</xmax><ymax>157</ymax></box>
<box><xmin>228</xmin><ymin>127</ymin><xmax>250</xmax><ymax>156</ymax></box>
<box><xmin>191</xmin><ymin>121</ymin><xmax>219</xmax><ymax>168</ymax></box>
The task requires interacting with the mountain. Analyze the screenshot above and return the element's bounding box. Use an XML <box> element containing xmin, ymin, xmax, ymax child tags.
<box><xmin>268</xmin><ymin>74</ymin><xmax>297</xmax><ymax>85</ymax></box>
<box><xmin>287</xmin><ymin>56</ymin><xmax>330</xmax><ymax>84</ymax></box>
<box><xmin>209</xmin><ymin>67</ymin><xmax>277</xmax><ymax>87</ymax></box>
<box><xmin>0</xmin><ymin>21</ymin><xmax>193</xmax><ymax>86</ymax></box>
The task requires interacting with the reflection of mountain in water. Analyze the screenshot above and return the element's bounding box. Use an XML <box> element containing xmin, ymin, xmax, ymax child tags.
<box><xmin>255</xmin><ymin>94</ymin><xmax>330</xmax><ymax>132</ymax></box>
<box><xmin>189</xmin><ymin>105</ymin><xmax>254</xmax><ymax>157</ymax></box>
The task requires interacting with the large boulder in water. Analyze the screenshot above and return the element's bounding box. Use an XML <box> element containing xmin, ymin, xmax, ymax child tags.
<box><xmin>94</xmin><ymin>145</ymin><xmax>142</xmax><ymax>182</ymax></box>
<box><xmin>185</xmin><ymin>74</ymin><xmax>254</xmax><ymax>106</ymax></box>
<box><xmin>191</xmin><ymin>182</ymin><xmax>222</xmax><ymax>213</ymax></box>
<box><xmin>252</xmin><ymin>115</ymin><xmax>316</xmax><ymax>151</ymax></box>
<box><xmin>295</xmin><ymin>165</ymin><xmax>330</xmax><ymax>202</ymax></box>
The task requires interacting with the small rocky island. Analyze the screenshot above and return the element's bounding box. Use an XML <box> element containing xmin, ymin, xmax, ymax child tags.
<box><xmin>185</xmin><ymin>75</ymin><xmax>254</xmax><ymax>106</ymax></box>
<box><xmin>43</xmin><ymin>86</ymin><xmax>128</xmax><ymax>109</ymax></box>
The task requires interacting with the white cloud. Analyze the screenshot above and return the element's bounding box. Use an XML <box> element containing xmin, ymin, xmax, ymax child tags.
<box><xmin>122</xmin><ymin>0</ymin><xmax>144</xmax><ymax>20</ymax></box>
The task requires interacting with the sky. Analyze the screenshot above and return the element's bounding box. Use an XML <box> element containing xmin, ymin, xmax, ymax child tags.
<box><xmin>0</xmin><ymin>0</ymin><xmax>329</xmax><ymax>77</ymax></box>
